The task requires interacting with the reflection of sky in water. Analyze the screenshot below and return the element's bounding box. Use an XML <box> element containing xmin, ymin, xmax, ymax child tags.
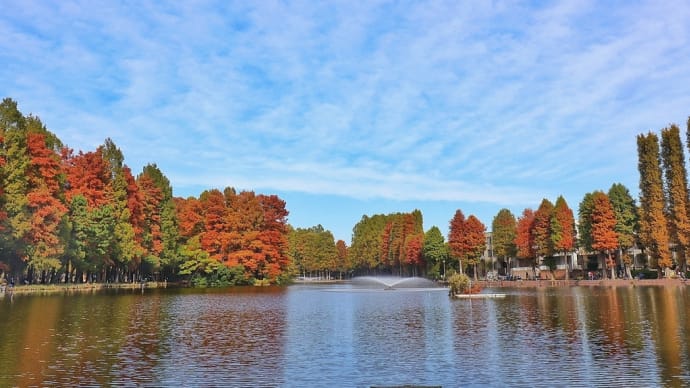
<box><xmin>0</xmin><ymin>285</ymin><xmax>689</xmax><ymax>386</ymax></box>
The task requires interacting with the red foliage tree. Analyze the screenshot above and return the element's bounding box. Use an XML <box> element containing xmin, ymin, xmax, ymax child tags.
<box><xmin>199</xmin><ymin>189</ymin><xmax>229</xmax><ymax>262</ymax></box>
<box><xmin>404</xmin><ymin>233</ymin><xmax>424</xmax><ymax>267</ymax></box>
<box><xmin>174</xmin><ymin>196</ymin><xmax>204</xmax><ymax>240</ymax></box>
<box><xmin>26</xmin><ymin>133</ymin><xmax>68</xmax><ymax>266</ymax></box>
<box><xmin>448</xmin><ymin>209</ymin><xmax>467</xmax><ymax>272</ymax></box>
<box><xmin>62</xmin><ymin>147</ymin><xmax>112</xmax><ymax>208</ymax></box>
<box><xmin>123</xmin><ymin>166</ymin><xmax>145</xmax><ymax>242</ymax></box>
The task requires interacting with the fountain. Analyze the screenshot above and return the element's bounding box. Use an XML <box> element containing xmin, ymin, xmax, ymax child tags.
<box><xmin>350</xmin><ymin>276</ymin><xmax>443</xmax><ymax>291</ymax></box>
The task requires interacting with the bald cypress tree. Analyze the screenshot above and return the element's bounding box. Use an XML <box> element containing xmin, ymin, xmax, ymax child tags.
<box><xmin>637</xmin><ymin>132</ymin><xmax>671</xmax><ymax>274</ymax></box>
<box><xmin>608</xmin><ymin>183</ymin><xmax>638</xmax><ymax>278</ymax></box>
<box><xmin>591</xmin><ymin>191</ymin><xmax>619</xmax><ymax>279</ymax></box>
<box><xmin>660</xmin><ymin>124</ymin><xmax>690</xmax><ymax>272</ymax></box>
<box><xmin>551</xmin><ymin>196</ymin><xmax>575</xmax><ymax>280</ymax></box>
<box><xmin>492</xmin><ymin>208</ymin><xmax>517</xmax><ymax>273</ymax></box>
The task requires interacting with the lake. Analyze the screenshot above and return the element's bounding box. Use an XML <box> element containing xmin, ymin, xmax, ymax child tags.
<box><xmin>1</xmin><ymin>283</ymin><xmax>689</xmax><ymax>387</ymax></box>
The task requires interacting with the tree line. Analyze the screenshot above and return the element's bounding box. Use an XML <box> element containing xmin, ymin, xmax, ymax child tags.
<box><xmin>295</xmin><ymin>120</ymin><xmax>690</xmax><ymax>281</ymax></box>
<box><xmin>0</xmin><ymin>98</ymin><xmax>292</xmax><ymax>285</ymax></box>
<box><xmin>1</xmin><ymin>97</ymin><xmax>687</xmax><ymax>285</ymax></box>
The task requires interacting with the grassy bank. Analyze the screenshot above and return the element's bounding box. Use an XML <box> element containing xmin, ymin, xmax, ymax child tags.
<box><xmin>1</xmin><ymin>281</ymin><xmax>167</xmax><ymax>295</ymax></box>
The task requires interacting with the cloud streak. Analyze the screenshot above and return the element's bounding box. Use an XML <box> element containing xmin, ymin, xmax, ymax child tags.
<box><xmin>2</xmin><ymin>0</ymin><xmax>690</xmax><ymax>239</ymax></box>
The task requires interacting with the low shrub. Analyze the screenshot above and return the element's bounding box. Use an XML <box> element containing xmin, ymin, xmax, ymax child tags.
<box><xmin>447</xmin><ymin>273</ymin><xmax>471</xmax><ymax>295</ymax></box>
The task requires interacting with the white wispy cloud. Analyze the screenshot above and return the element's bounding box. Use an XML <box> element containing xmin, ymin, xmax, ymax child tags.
<box><xmin>2</xmin><ymin>0</ymin><xmax>690</xmax><ymax>236</ymax></box>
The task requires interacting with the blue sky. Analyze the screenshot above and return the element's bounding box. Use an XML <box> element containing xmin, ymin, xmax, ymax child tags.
<box><xmin>2</xmin><ymin>1</ymin><xmax>690</xmax><ymax>243</ymax></box>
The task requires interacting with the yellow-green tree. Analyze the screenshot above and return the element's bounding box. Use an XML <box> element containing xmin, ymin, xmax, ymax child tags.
<box><xmin>637</xmin><ymin>132</ymin><xmax>671</xmax><ymax>273</ymax></box>
<box><xmin>661</xmin><ymin>124</ymin><xmax>690</xmax><ymax>272</ymax></box>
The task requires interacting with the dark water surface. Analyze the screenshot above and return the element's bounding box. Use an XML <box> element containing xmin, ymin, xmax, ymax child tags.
<box><xmin>1</xmin><ymin>284</ymin><xmax>689</xmax><ymax>387</ymax></box>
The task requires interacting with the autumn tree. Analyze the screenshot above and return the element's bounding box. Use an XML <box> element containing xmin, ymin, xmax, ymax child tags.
<box><xmin>515</xmin><ymin>208</ymin><xmax>535</xmax><ymax>260</ymax></box>
<box><xmin>532</xmin><ymin>199</ymin><xmax>554</xmax><ymax>261</ymax></box>
<box><xmin>448</xmin><ymin>210</ymin><xmax>485</xmax><ymax>279</ymax></box>
<box><xmin>139</xmin><ymin>164</ymin><xmax>179</xmax><ymax>279</ymax></box>
<box><xmin>256</xmin><ymin>193</ymin><xmax>290</xmax><ymax>280</ymax></box>
<box><xmin>448</xmin><ymin>209</ymin><xmax>467</xmax><ymax>273</ymax></box>
<box><xmin>608</xmin><ymin>183</ymin><xmax>638</xmax><ymax>278</ymax></box>
<box><xmin>464</xmin><ymin>215</ymin><xmax>486</xmax><ymax>281</ymax></box>
<box><xmin>350</xmin><ymin>211</ymin><xmax>423</xmax><ymax>275</ymax></box>
<box><xmin>0</xmin><ymin>101</ymin><xmax>31</xmax><ymax>273</ymax></box>
<box><xmin>661</xmin><ymin>124</ymin><xmax>690</xmax><ymax>272</ymax></box>
<box><xmin>590</xmin><ymin>191</ymin><xmax>619</xmax><ymax>279</ymax></box>
<box><xmin>403</xmin><ymin>232</ymin><xmax>424</xmax><ymax>276</ymax></box>
<box><xmin>550</xmin><ymin>196</ymin><xmax>575</xmax><ymax>280</ymax></box>
<box><xmin>491</xmin><ymin>208</ymin><xmax>516</xmax><ymax>274</ymax></box>
<box><xmin>104</xmin><ymin>139</ymin><xmax>145</xmax><ymax>281</ymax></box>
<box><xmin>379</xmin><ymin>210</ymin><xmax>424</xmax><ymax>276</ymax></box>
<box><xmin>198</xmin><ymin>189</ymin><xmax>230</xmax><ymax>263</ymax></box>
<box><xmin>62</xmin><ymin>147</ymin><xmax>112</xmax><ymax>208</ymax></box>
<box><xmin>637</xmin><ymin>132</ymin><xmax>671</xmax><ymax>273</ymax></box>
<box><xmin>25</xmin><ymin>131</ymin><xmax>68</xmax><ymax>281</ymax></box>
<box><xmin>335</xmin><ymin>239</ymin><xmax>349</xmax><ymax>278</ymax></box>
<box><xmin>137</xmin><ymin>173</ymin><xmax>163</xmax><ymax>260</ymax></box>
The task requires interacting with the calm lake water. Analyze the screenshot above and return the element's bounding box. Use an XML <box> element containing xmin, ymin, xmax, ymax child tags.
<box><xmin>1</xmin><ymin>283</ymin><xmax>689</xmax><ymax>387</ymax></box>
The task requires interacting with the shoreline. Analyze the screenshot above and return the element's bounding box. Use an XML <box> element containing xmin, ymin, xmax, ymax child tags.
<box><xmin>2</xmin><ymin>277</ymin><xmax>688</xmax><ymax>296</ymax></box>
<box><xmin>0</xmin><ymin>281</ymin><xmax>168</xmax><ymax>295</ymax></box>
<box><xmin>477</xmin><ymin>278</ymin><xmax>689</xmax><ymax>288</ymax></box>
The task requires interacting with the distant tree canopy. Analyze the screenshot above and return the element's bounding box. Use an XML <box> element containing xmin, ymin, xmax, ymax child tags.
<box><xmin>349</xmin><ymin>210</ymin><xmax>425</xmax><ymax>276</ymax></box>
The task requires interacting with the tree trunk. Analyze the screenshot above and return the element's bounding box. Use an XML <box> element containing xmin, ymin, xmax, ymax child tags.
<box><xmin>564</xmin><ymin>251</ymin><xmax>570</xmax><ymax>281</ymax></box>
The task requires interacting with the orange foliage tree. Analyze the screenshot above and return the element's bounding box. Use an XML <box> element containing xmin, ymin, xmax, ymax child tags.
<box><xmin>590</xmin><ymin>191</ymin><xmax>619</xmax><ymax>279</ymax></box>
<box><xmin>515</xmin><ymin>208</ymin><xmax>535</xmax><ymax>260</ymax></box>
<box><xmin>551</xmin><ymin>196</ymin><xmax>575</xmax><ymax>280</ymax></box>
